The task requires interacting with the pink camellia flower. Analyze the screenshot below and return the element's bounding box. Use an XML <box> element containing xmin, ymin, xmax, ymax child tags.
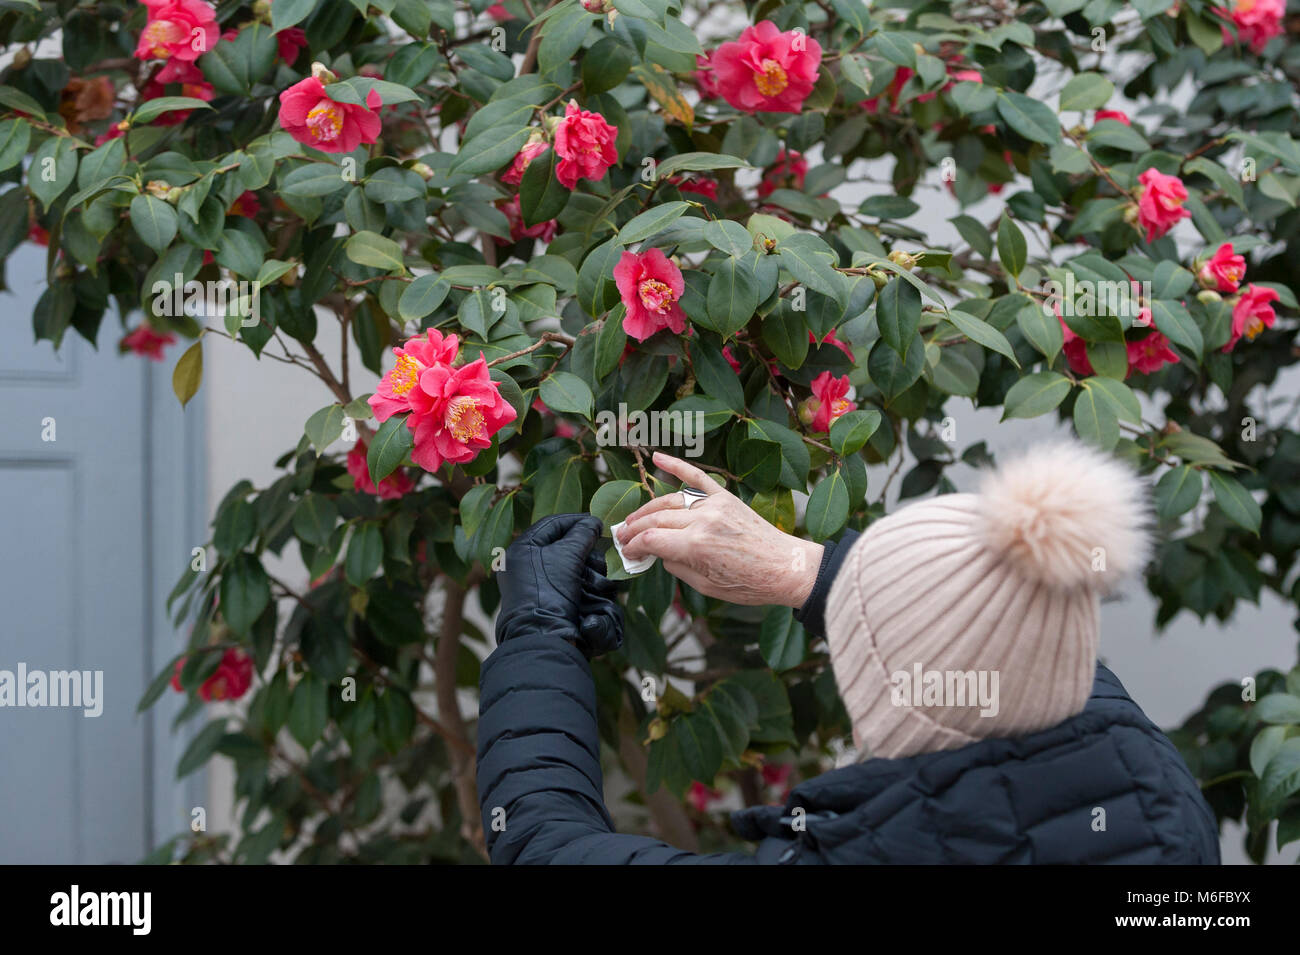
<box><xmin>1198</xmin><ymin>242</ymin><xmax>1246</xmax><ymax>292</ymax></box>
<box><xmin>369</xmin><ymin>328</ymin><xmax>462</xmax><ymax>422</ymax></box>
<box><xmin>694</xmin><ymin>54</ymin><xmax>721</xmax><ymax>98</ymax></box>
<box><xmin>501</xmin><ymin>141</ymin><xmax>549</xmax><ymax>186</ymax></box>
<box><xmin>688</xmin><ymin>781</ymin><xmax>724</xmax><ymax>812</ymax></box>
<box><xmin>949</xmin><ymin>68</ymin><xmax>982</xmax><ymax>84</ymax></box>
<box><xmin>1095</xmin><ymin>109</ymin><xmax>1131</xmax><ymax>125</ymax></box>
<box><xmin>761</xmin><ymin>761</ymin><xmax>793</xmax><ymax>799</ymax></box>
<box><xmin>171</xmin><ymin>648</ymin><xmax>254</xmax><ymax>702</ymax></box>
<box><xmin>1224</xmin><ymin>284</ymin><xmax>1280</xmax><ymax>351</ymax></box>
<box><xmin>28</xmin><ymin>222</ymin><xmax>49</xmax><ymax>246</ymax></box>
<box><xmin>613</xmin><ymin>249</ymin><xmax>688</xmax><ymax>342</ymax></box>
<box><xmin>347</xmin><ymin>440</ymin><xmax>416</xmax><ymax>499</ymax></box>
<box><xmin>758</xmin><ymin>149</ymin><xmax>807</xmax><ymax>198</ymax></box>
<box><xmin>1218</xmin><ymin>0</ymin><xmax>1285</xmax><ymax>53</ymax></box>
<box><xmin>276</xmin><ymin>26</ymin><xmax>308</xmax><ymax>65</ymax></box>
<box><xmin>227</xmin><ymin>190</ymin><xmax>262</xmax><ymax>218</ymax></box>
<box><xmin>722</xmin><ymin>344</ymin><xmax>742</xmax><ymax>374</ymax></box>
<box><xmin>405</xmin><ymin>357</ymin><xmax>518</xmax><ymax>473</ymax></box>
<box><xmin>122</xmin><ymin>324</ymin><xmax>177</xmax><ymax>361</ymax></box>
<box><xmin>278</xmin><ymin>75</ymin><xmax>383</xmax><ymax>154</ymax></box>
<box><xmin>497</xmin><ymin>194</ymin><xmax>557</xmax><ymax>244</ymax></box>
<box><xmin>810</xmin><ymin>328</ymin><xmax>855</xmax><ymax>362</ymax></box>
<box><xmin>486</xmin><ymin>4</ymin><xmax>513</xmax><ymax>21</ymax></box>
<box><xmin>1056</xmin><ymin>305</ymin><xmax>1095</xmax><ymax>376</ymax></box>
<box><xmin>135</xmin><ymin>0</ymin><xmax>219</xmax><ymax>63</ymax></box>
<box><xmin>800</xmin><ymin>371</ymin><xmax>855</xmax><ymax>433</ymax></box>
<box><xmin>1126</xmin><ymin>330</ymin><xmax>1180</xmax><ymax>375</ymax></box>
<box><xmin>710</xmin><ymin>20</ymin><xmax>823</xmax><ymax>114</ymax></box>
<box><xmin>554</xmin><ymin>100</ymin><xmax>618</xmax><ymax>188</ymax></box>
<box><xmin>1135</xmin><ymin>168</ymin><xmax>1191</xmax><ymax>242</ymax></box>
<box><xmin>671</xmin><ymin>176</ymin><xmax>719</xmax><ymax>200</ymax></box>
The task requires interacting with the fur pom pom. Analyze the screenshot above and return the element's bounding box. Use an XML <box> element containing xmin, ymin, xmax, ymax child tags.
<box><xmin>975</xmin><ymin>441</ymin><xmax>1151</xmax><ymax>592</ymax></box>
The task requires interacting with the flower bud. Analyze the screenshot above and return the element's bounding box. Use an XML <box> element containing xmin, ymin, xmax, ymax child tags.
<box><xmin>145</xmin><ymin>179</ymin><xmax>173</xmax><ymax>199</ymax></box>
<box><xmin>12</xmin><ymin>47</ymin><xmax>31</xmax><ymax>70</ymax></box>
<box><xmin>887</xmin><ymin>249</ymin><xmax>917</xmax><ymax>270</ymax></box>
<box><xmin>410</xmin><ymin>161</ymin><xmax>434</xmax><ymax>181</ymax></box>
<box><xmin>797</xmin><ymin>396</ymin><xmax>819</xmax><ymax>427</ymax></box>
<box><xmin>311</xmin><ymin>62</ymin><xmax>338</xmax><ymax>85</ymax></box>
<box><xmin>252</xmin><ymin>0</ymin><xmax>272</xmax><ymax>21</ymax></box>
<box><xmin>868</xmin><ymin>268</ymin><xmax>889</xmax><ymax>289</ymax></box>
<box><xmin>1196</xmin><ymin>289</ymin><xmax>1222</xmax><ymax>305</ymax></box>
<box><xmin>753</xmin><ymin>232</ymin><xmax>776</xmax><ymax>254</ymax></box>
<box><xmin>580</xmin><ymin>0</ymin><xmax>612</xmax><ymax>10</ymax></box>
<box><xmin>1122</xmin><ymin>202</ymin><xmax>1140</xmax><ymax>225</ymax></box>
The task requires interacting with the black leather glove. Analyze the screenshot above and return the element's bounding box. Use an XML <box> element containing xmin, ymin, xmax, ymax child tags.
<box><xmin>495</xmin><ymin>514</ymin><xmax>624</xmax><ymax>659</ymax></box>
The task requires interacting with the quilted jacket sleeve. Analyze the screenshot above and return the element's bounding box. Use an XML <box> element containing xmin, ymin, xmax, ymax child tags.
<box><xmin>476</xmin><ymin>529</ymin><xmax>859</xmax><ymax>865</ymax></box>
<box><xmin>475</xmin><ymin>633</ymin><xmax>753</xmax><ymax>864</ymax></box>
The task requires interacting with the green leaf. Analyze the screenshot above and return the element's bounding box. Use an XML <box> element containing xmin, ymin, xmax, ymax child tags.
<box><xmin>132</xmin><ymin>96</ymin><xmax>213</xmax><ymax>125</ymax></box>
<box><xmin>778</xmin><ymin>233</ymin><xmax>846</xmax><ymax>305</ymax></box>
<box><xmin>805</xmin><ymin>469</ymin><xmax>849</xmax><ymax>539</ymax></box>
<box><xmin>345</xmin><ymin>522</ymin><xmax>385</xmax><ymax>586</ymax></box>
<box><xmin>1256</xmin><ymin>694</ymin><xmax>1300</xmax><ymax>725</ymax></box>
<box><xmin>177</xmin><ymin>719</ymin><xmax>227</xmax><ymax>778</ymax></box>
<box><xmin>996</xmin><ymin>92</ymin><xmax>1061</xmax><ymax>145</ymax></box>
<box><xmin>946</xmin><ymin>308</ymin><xmax>1020</xmax><ymax>366</ymax></box>
<box><xmin>655</xmin><ymin>152</ymin><xmax>751</xmax><ymax>180</ymax></box>
<box><xmin>220</xmin><ymin>553</ymin><xmax>270</xmax><ymax>636</ymax></box>
<box><xmin>1002</xmin><ymin>371</ymin><xmax>1071</xmax><ymax>419</ymax></box>
<box><xmin>1085</xmin><ymin>375</ymin><xmax>1141</xmax><ymax>423</ymax></box>
<box><xmin>876</xmin><ymin>277</ymin><xmax>922</xmax><ymax>358</ymax></box>
<box><xmin>272</xmin><ymin>0</ymin><xmax>318</xmax><ymax>31</ymax></box>
<box><xmin>172</xmin><ymin>341</ymin><xmax>203</xmax><ymax>408</ymax></box>
<box><xmin>1149</xmin><ymin>300</ymin><xmax>1203</xmax><ymax>361</ymax></box>
<box><xmin>1154</xmin><ymin>465</ymin><xmax>1202</xmax><ymax>520</ymax></box>
<box><xmin>867</xmin><ymin>336</ymin><xmax>925</xmax><ymax>401</ymax></box>
<box><xmin>293</xmin><ymin>494</ymin><xmax>339</xmax><ymax>548</ymax></box>
<box><xmin>759</xmin><ymin>606</ymin><xmax>806</xmax><ymax>672</ymax></box>
<box><xmin>453</xmin><ymin>124</ymin><xmax>531</xmax><ymax>177</ymax></box>
<box><xmin>829</xmin><ymin>409</ymin><xmax>881</xmax><ymax>456</ymax></box>
<box><xmin>589</xmin><ymin>480</ymin><xmax>645</xmax><ymax>527</ymax></box>
<box><xmin>0</xmin><ymin>119</ymin><xmax>31</xmax><ymax>173</ymax></box>
<box><xmin>303</xmin><ymin>404</ymin><xmax>346</xmax><ymax>453</ymax></box>
<box><xmin>996</xmin><ymin>214</ymin><xmax>1027</xmax><ymax>279</ymax></box>
<box><xmin>29</xmin><ymin>135</ymin><xmax>78</xmax><ymax>211</ymax></box>
<box><xmin>1207</xmin><ymin>471</ymin><xmax>1261</xmax><ymax>534</ymax></box>
<box><xmin>288</xmin><ymin>675</ymin><xmax>328</xmax><ymax>749</ymax></box>
<box><xmin>733</xmin><ymin>439</ymin><xmax>781</xmax><ymax>492</ymax></box>
<box><xmin>706</xmin><ymin>256</ymin><xmax>760</xmax><ymax>338</ymax></box>
<box><xmin>1059</xmin><ymin>72</ymin><xmax>1114</xmax><ymax>112</ymax></box>
<box><xmin>519</xmin><ymin>143</ymin><xmax>568</xmax><ymax>226</ymax></box>
<box><xmin>618</xmin><ymin>201</ymin><xmax>691</xmax><ymax>245</ymax></box>
<box><xmin>280</xmin><ymin>162</ymin><xmax>349</xmax><ymax>197</ymax></box>
<box><xmin>539</xmin><ymin>371</ymin><xmax>595</xmax><ymax>418</ymax></box>
<box><xmin>367</xmin><ymin>415</ymin><xmax>414</xmax><ymax>482</ymax></box>
<box><xmin>346</xmin><ymin>230</ymin><xmax>406</xmax><ymax>272</ymax></box>
<box><xmin>688</xmin><ymin>337</ymin><xmax>744</xmax><ymax>411</ymax></box>
<box><xmin>703</xmin><ymin>219</ymin><xmax>753</xmax><ymax>258</ymax></box>
<box><xmin>399</xmin><ymin>274</ymin><xmax>450</xmax><ymax>322</ymax></box>
<box><xmin>1073</xmin><ymin>381</ymin><xmax>1120</xmax><ymax>450</ymax></box>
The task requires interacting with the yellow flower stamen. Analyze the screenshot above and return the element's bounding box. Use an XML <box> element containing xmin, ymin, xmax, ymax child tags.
<box><xmin>389</xmin><ymin>354</ymin><xmax>420</xmax><ymax>396</ymax></box>
<box><xmin>445</xmin><ymin>396</ymin><xmax>486</xmax><ymax>443</ymax></box>
<box><xmin>754</xmin><ymin>59</ymin><xmax>789</xmax><ymax>97</ymax></box>
<box><xmin>306</xmin><ymin>99</ymin><xmax>345</xmax><ymax>143</ymax></box>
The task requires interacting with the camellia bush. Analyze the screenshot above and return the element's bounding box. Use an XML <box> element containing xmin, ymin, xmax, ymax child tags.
<box><xmin>3</xmin><ymin>0</ymin><xmax>1299</xmax><ymax>862</ymax></box>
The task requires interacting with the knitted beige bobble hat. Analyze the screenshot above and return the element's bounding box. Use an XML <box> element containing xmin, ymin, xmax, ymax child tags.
<box><xmin>824</xmin><ymin>440</ymin><xmax>1152</xmax><ymax>760</ymax></box>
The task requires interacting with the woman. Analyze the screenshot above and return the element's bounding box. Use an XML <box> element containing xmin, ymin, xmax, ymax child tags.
<box><xmin>475</xmin><ymin>444</ymin><xmax>1220</xmax><ymax>864</ymax></box>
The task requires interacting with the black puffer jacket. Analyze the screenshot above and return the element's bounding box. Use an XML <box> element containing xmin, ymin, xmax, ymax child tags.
<box><xmin>476</xmin><ymin>529</ymin><xmax>1221</xmax><ymax>864</ymax></box>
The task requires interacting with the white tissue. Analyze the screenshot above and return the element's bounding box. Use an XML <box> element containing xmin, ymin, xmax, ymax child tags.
<box><xmin>610</xmin><ymin>521</ymin><xmax>657</xmax><ymax>574</ymax></box>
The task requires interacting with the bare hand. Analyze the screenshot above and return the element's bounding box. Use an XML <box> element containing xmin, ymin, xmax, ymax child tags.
<box><xmin>616</xmin><ymin>452</ymin><xmax>823</xmax><ymax>608</ymax></box>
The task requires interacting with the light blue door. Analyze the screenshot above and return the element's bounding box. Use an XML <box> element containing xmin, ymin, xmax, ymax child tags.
<box><xmin>0</xmin><ymin>241</ymin><xmax>206</xmax><ymax>863</ymax></box>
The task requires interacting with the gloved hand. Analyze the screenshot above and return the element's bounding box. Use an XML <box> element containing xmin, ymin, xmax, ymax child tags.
<box><xmin>495</xmin><ymin>514</ymin><xmax>624</xmax><ymax>659</ymax></box>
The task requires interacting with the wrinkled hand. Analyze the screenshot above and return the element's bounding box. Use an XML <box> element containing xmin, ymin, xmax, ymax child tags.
<box><xmin>495</xmin><ymin>513</ymin><xmax>624</xmax><ymax>658</ymax></box>
<box><xmin>617</xmin><ymin>452</ymin><xmax>824</xmax><ymax>608</ymax></box>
